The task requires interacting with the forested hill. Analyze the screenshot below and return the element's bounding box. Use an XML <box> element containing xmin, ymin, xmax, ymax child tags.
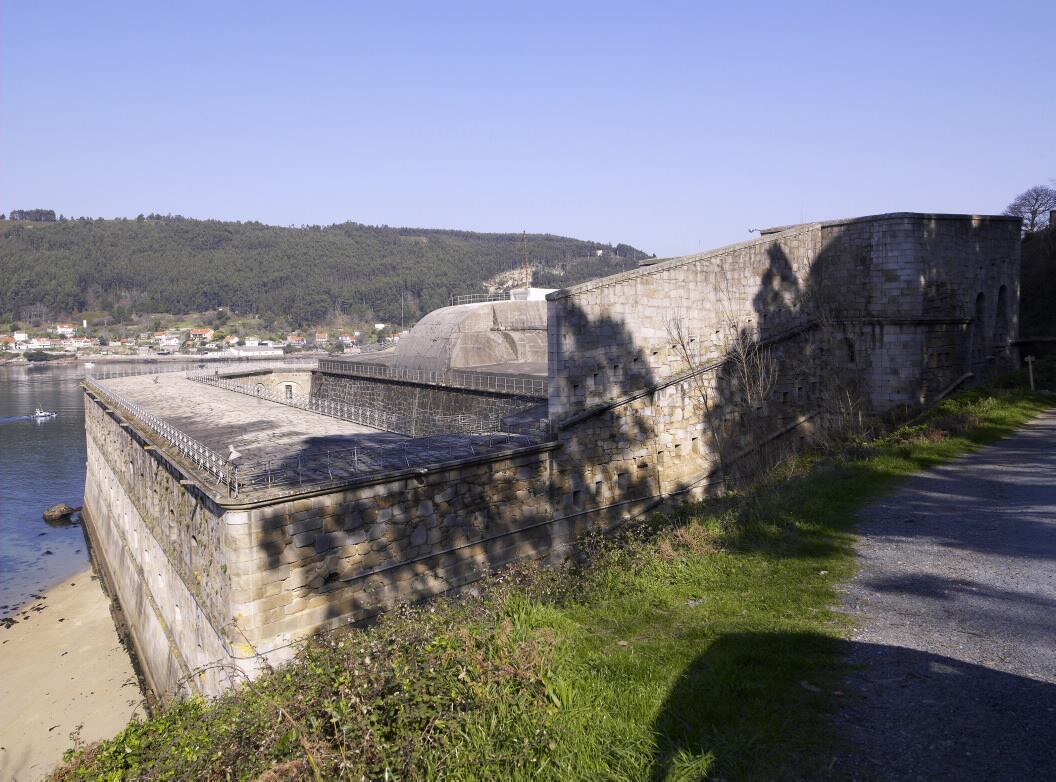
<box><xmin>0</xmin><ymin>217</ymin><xmax>651</xmax><ymax>326</ymax></box>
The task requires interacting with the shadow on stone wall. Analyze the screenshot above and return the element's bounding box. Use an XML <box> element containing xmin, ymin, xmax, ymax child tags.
<box><xmin>1019</xmin><ymin>222</ymin><xmax>1056</xmax><ymax>342</ymax></box>
<box><xmin>240</xmin><ymin>218</ymin><xmax>1019</xmax><ymax>656</ymax></box>
<box><xmin>699</xmin><ymin>240</ymin><xmax>852</xmax><ymax>485</ymax></box>
<box><xmin>551</xmin><ymin>310</ymin><xmax>662</xmax><ymax>504</ymax></box>
<box><xmin>242</xmin><ymin>257</ymin><xmax>841</xmax><ymax>642</ymax></box>
<box><xmin>247</xmin><ymin>306</ymin><xmax>662</xmax><ymax>638</ymax></box>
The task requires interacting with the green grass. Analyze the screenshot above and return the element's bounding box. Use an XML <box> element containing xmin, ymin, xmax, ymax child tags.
<box><xmin>52</xmin><ymin>388</ymin><xmax>1051</xmax><ymax>781</ymax></box>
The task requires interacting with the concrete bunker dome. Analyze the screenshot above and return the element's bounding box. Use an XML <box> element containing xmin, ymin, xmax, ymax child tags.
<box><xmin>390</xmin><ymin>299</ymin><xmax>547</xmax><ymax>372</ymax></box>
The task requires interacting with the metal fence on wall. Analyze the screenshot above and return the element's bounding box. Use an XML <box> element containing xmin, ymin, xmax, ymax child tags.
<box><xmin>187</xmin><ymin>367</ymin><xmax>550</xmax><ymax>439</ymax></box>
<box><xmin>84</xmin><ymin>376</ymin><xmax>235</xmax><ymax>489</ymax></box>
<box><xmin>448</xmin><ymin>292</ymin><xmax>512</xmax><ymax>306</ymax></box>
<box><xmin>230</xmin><ymin>432</ymin><xmax>542</xmax><ymax>496</ymax></box>
<box><xmin>85</xmin><ymin>356</ymin><xmax>318</xmax><ymax>381</ymax></box>
<box><xmin>316</xmin><ymin>358</ymin><xmax>548</xmax><ymax>398</ymax></box>
<box><xmin>86</xmin><ymin>374</ymin><xmax>544</xmax><ymax>499</ymax></box>
<box><xmin>188</xmin><ymin>370</ymin><xmax>406</xmax><ymax>433</ymax></box>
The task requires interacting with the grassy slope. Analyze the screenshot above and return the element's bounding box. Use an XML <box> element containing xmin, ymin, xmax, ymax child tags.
<box><xmin>52</xmin><ymin>386</ymin><xmax>1052</xmax><ymax>781</ymax></box>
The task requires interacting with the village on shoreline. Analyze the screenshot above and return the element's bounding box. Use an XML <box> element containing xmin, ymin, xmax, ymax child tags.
<box><xmin>0</xmin><ymin>316</ymin><xmax>408</xmax><ymax>366</ymax></box>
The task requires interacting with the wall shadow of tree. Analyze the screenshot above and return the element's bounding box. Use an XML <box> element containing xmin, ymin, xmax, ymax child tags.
<box><xmin>245</xmin><ymin>233</ymin><xmax>878</xmax><ymax>647</ymax></box>
<box><xmin>248</xmin><ymin>306</ymin><xmax>660</xmax><ymax>637</ymax></box>
<box><xmin>699</xmin><ymin>231</ymin><xmax>889</xmax><ymax>488</ymax></box>
<box><xmin>648</xmin><ymin>631</ymin><xmax>1056</xmax><ymax>781</ymax></box>
<box><xmin>696</xmin><ymin>241</ymin><xmax>824</xmax><ymax>487</ymax></box>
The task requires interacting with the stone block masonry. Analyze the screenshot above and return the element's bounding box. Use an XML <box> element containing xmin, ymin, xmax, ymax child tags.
<box><xmin>83</xmin><ymin>380</ymin><xmax>576</xmax><ymax>700</ymax></box>
<box><xmin>544</xmin><ymin>213</ymin><xmax>1020</xmax><ymax>512</ymax></box>
<box><xmin>223</xmin><ymin>444</ymin><xmax>565</xmax><ymax>646</ymax></box>
<box><xmin>82</xmin><ymin>391</ymin><xmax>239</xmax><ymax>698</ymax></box>
<box><xmin>548</xmin><ymin>213</ymin><xmax>1020</xmax><ymax>419</ymax></box>
<box><xmin>83</xmin><ymin>371</ymin><xmax>663</xmax><ymax>701</ymax></box>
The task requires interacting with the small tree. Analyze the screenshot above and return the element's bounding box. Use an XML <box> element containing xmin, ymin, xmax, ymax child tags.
<box><xmin>1005</xmin><ymin>185</ymin><xmax>1056</xmax><ymax>234</ymax></box>
<box><xmin>668</xmin><ymin>312</ymin><xmax>778</xmax><ymax>487</ymax></box>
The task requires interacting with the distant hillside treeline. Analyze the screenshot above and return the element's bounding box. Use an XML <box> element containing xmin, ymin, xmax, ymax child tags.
<box><xmin>0</xmin><ymin>217</ymin><xmax>651</xmax><ymax>326</ymax></box>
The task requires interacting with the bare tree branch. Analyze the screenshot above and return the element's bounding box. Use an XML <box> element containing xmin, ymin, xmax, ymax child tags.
<box><xmin>1005</xmin><ymin>185</ymin><xmax>1056</xmax><ymax>234</ymax></box>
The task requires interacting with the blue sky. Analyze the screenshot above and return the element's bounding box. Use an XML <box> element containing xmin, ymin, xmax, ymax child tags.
<box><xmin>2</xmin><ymin>1</ymin><xmax>1053</xmax><ymax>257</ymax></box>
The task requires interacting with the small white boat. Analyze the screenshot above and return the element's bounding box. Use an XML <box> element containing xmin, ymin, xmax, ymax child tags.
<box><xmin>31</xmin><ymin>408</ymin><xmax>57</xmax><ymax>420</ymax></box>
<box><xmin>83</xmin><ymin>362</ymin><xmax>96</xmax><ymax>369</ymax></box>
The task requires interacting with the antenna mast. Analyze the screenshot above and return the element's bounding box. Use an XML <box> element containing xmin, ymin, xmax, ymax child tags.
<box><xmin>522</xmin><ymin>231</ymin><xmax>530</xmax><ymax>289</ymax></box>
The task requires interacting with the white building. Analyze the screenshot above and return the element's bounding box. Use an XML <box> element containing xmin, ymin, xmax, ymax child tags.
<box><xmin>509</xmin><ymin>287</ymin><xmax>558</xmax><ymax>301</ymax></box>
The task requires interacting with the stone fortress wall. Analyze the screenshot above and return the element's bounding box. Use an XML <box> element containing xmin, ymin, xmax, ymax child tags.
<box><xmin>550</xmin><ymin>213</ymin><xmax>1019</xmax><ymax>418</ymax></box>
<box><xmin>82</xmin><ymin>212</ymin><xmax>1021</xmax><ymax>701</ymax></box>
<box><xmin>82</xmin><ymin>391</ymin><xmax>238</xmax><ymax>697</ymax></box>
<box><xmin>545</xmin><ymin>214</ymin><xmax>1020</xmax><ymax>501</ymax></box>
<box><xmin>84</xmin><ymin>378</ymin><xmax>568</xmax><ymax>699</ymax></box>
<box><xmin>232</xmin><ymin>369</ymin><xmax>312</xmax><ymax>398</ymax></box>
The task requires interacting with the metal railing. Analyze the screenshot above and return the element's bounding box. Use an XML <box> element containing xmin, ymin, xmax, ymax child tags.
<box><xmin>188</xmin><ymin>370</ymin><xmax>405</xmax><ymax>433</ymax></box>
<box><xmin>317</xmin><ymin>358</ymin><xmax>548</xmax><ymax>398</ymax></box>
<box><xmin>186</xmin><ymin>365</ymin><xmax>550</xmax><ymax>439</ymax></box>
<box><xmin>85</xmin><ymin>375</ymin><xmax>235</xmax><ymax>490</ymax></box>
<box><xmin>355</xmin><ymin>343</ymin><xmax>391</xmax><ymax>354</ymax></box>
<box><xmin>86</xmin><ymin>363</ymin><xmax>196</xmax><ymax>381</ymax></box>
<box><xmin>449</xmin><ymin>292</ymin><xmax>512</xmax><ymax>306</ymax></box>
<box><xmin>231</xmin><ymin>432</ymin><xmax>542</xmax><ymax>495</ymax></box>
<box><xmin>86</xmin><ymin>357</ymin><xmax>317</xmax><ymax>381</ymax></box>
<box><xmin>89</xmin><ymin>367</ymin><xmax>550</xmax><ymax>499</ymax></box>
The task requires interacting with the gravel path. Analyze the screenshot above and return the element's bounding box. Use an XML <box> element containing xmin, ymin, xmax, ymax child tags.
<box><xmin>833</xmin><ymin>408</ymin><xmax>1056</xmax><ymax>781</ymax></box>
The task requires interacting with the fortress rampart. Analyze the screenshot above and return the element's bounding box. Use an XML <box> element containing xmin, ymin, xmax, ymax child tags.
<box><xmin>549</xmin><ymin>213</ymin><xmax>1019</xmax><ymax>418</ymax></box>
<box><xmin>82</xmin><ymin>212</ymin><xmax>1021</xmax><ymax>700</ymax></box>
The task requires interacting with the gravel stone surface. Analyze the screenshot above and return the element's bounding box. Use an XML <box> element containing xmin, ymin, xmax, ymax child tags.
<box><xmin>832</xmin><ymin>408</ymin><xmax>1056</xmax><ymax>781</ymax></box>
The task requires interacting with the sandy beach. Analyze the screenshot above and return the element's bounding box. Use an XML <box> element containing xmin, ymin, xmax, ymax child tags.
<box><xmin>0</xmin><ymin>567</ymin><xmax>144</xmax><ymax>782</ymax></box>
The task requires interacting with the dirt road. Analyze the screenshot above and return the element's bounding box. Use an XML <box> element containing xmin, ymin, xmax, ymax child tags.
<box><xmin>834</xmin><ymin>408</ymin><xmax>1056</xmax><ymax>780</ymax></box>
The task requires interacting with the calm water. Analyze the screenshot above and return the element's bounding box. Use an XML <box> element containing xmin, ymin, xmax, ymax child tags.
<box><xmin>0</xmin><ymin>360</ymin><xmax>200</xmax><ymax>612</ymax></box>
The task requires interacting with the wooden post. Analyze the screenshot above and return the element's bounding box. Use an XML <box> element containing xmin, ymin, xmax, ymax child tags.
<box><xmin>1025</xmin><ymin>355</ymin><xmax>1036</xmax><ymax>391</ymax></box>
